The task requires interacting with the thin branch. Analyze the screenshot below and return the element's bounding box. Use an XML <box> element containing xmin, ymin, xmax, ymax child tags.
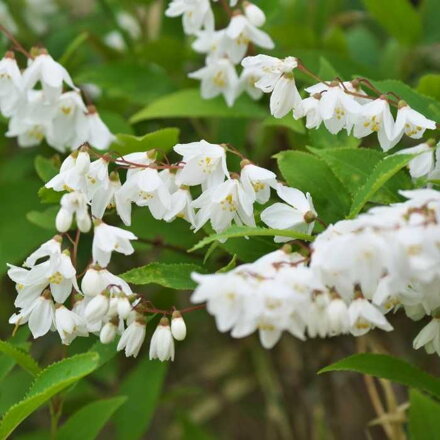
<box><xmin>0</xmin><ymin>23</ymin><xmax>32</xmax><ymax>58</ymax></box>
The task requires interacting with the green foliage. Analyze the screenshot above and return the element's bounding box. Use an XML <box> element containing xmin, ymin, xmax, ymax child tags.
<box><xmin>409</xmin><ymin>390</ymin><xmax>440</xmax><ymax>440</ymax></box>
<box><xmin>120</xmin><ymin>262</ymin><xmax>205</xmax><ymax>289</ymax></box>
<box><xmin>115</xmin><ymin>128</ymin><xmax>180</xmax><ymax>155</ymax></box>
<box><xmin>348</xmin><ymin>153</ymin><xmax>414</xmax><ymax>218</ymax></box>
<box><xmin>0</xmin><ymin>340</ymin><xmax>41</xmax><ymax>376</ymax></box>
<box><xmin>57</xmin><ymin>396</ymin><xmax>127</xmax><ymax>440</ymax></box>
<box><xmin>189</xmin><ymin>226</ymin><xmax>314</xmax><ymax>252</ymax></box>
<box><xmin>319</xmin><ymin>353</ymin><xmax>440</xmax><ymax>399</ymax></box>
<box><xmin>34</xmin><ymin>156</ymin><xmax>59</xmax><ymax>182</ymax></box>
<box><xmin>114</xmin><ymin>359</ymin><xmax>167</xmax><ymax>440</ymax></box>
<box><xmin>0</xmin><ymin>353</ymin><xmax>99</xmax><ymax>438</ymax></box>
<box><xmin>276</xmin><ymin>150</ymin><xmax>351</xmax><ymax>223</ymax></box>
<box><xmin>417</xmin><ymin>74</ymin><xmax>440</xmax><ymax>101</ymax></box>
<box><xmin>362</xmin><ymin>0</ymin><xmax>422</xmax><ymax>45</ymax></box>
<box><xmin>26</xmin><ymin>206</ymin><xmax>58</xmax><ymax>232</ymax></box>
<box><xmin>131</xmin><ymin>89</ymin><xmax>268</xmax><ymax>123</ymax></box>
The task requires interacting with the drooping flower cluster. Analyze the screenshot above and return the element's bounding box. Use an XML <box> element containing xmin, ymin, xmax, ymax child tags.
<box><xmin>192</xmin><ymin>189</ymin><xmax>440</xmax><ymax>352</ymax></box>
<box><xmin>241</xmin><ymin>55</ymin><xmax>437</xmax><ymax>151</ymax></box>
<box><xmin>0</xmin><ymin>49</ymin><xmax>114</xmax><ymax>152</ymax></box>
<box><xmin>166</xmin><ymin>0</ymin><xmax>274</xmax><ymax>106</ymax></box>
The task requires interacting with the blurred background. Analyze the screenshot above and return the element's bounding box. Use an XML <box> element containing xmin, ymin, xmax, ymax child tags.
<box><xmin>0</xmin><ymin>0</ymin><xmax>439</xmax><ymax>438</ymax></box>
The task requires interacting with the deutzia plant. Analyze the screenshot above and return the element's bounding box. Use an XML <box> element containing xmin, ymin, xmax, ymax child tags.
<box><xmin>1</xmin><ymin>1</ymin><xmax>440</xmax><ymax>438</ymax></box>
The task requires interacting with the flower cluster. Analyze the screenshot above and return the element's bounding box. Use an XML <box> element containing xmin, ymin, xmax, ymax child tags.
<box><xmin>0</xmin><ymin>49</ymin><xmax>114</xmax><ymax>152</ymax></box>
<box><xmin>241</xmin><ymin>55</ymin><xmax>437</xmax><ymax>151</ymax></box>
<box><xmin>166</xmin><ymin>0</ymin><xmax>274</xmax><ymax>106</ymax></box>
<box><xmin>192</xmin><ymin>189</ymin><xmax>440</xmax><ymax>353</ymax></box>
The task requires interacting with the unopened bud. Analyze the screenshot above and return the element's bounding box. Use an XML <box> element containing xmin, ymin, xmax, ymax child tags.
<box><xmin>55</xmin><ymin>208</ymin><xmax>72</xmax><ymax>233</ymax></box>
<box><xmin>171</xmin><ymin>311</ymin><xmax>187</xmax><ymax>341</ymax></box>
<box><xmin>304</xmin><ymin>210</ymin><xmax>317</xmax><ymax>223</ymax></box>
<box><xmin>243</xmin><ymin>2</ymin><xmax>266</xmax><ymax>26</ymax></box>
<box><xmin>100</xmin><ymin>321</ymin><xmax>117</xmax><ymax>344</ymax></box>
<box><xmin>398</xmin><ymin>100</ymin><xmax>408</xmax><ymax>109</ymax></box>
<box><xmin>240</xmin><ymin>159</ymin><xmax>252</xmax><ymax>168</ymax></box>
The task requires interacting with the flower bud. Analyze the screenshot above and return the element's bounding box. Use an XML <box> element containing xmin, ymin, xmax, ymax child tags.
<box><xmin>327</xmin><ymin>298</ymin><xmax>349</xmax><ymax>335</ymax></box>
<box><xmin>149</xmin><ymin>317</ymin><xmax>175</xmax><ymax>362</ymax></box>
<box><xmin>171</xmin><ymin>311</ymin><xmax>187</xmax><ymax>341</ymax></box>
<box><xmin>75</xmin><ymin>151</ymin><xmax>90</xmax><ymax>174</ymax></box>
<box><xmin>81</xmin><ymin>267</ymin><xmax>103</xmax><ymax>297</ymax></box>
<box><xmin>100</xmin><ymin>321</ymin><xmax>117</xmax><ymax>344</ymax></box>
<box><xmin>117</xmin><ymin>296</ymin><xmax>132</xmax><ymax>319</ymax></box>
<box><xmin>85</xmin><ymin>291</ymin><xmax>109</xmax><ymax>322</ymax></box>
<box><xmin>77</xmin><ymin>213</ymin><xmax>91</xmax><ymax>233</ymax></box>
<box><xmin>244</xmin><ymin>2</ymin><xmax>266</xmax><ymax>26</ymax></box>
<box><xmin>55</xmin><ymin>208</ymin><xmax>72</xmax><ymax>232</ymax></box>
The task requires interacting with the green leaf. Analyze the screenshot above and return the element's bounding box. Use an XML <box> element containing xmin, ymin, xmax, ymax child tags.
<box><xmin>308</xmin><ymin>125</ymin><xmax>361</xmax><ymax>149</ymax></box>
<box><xmin>217</xmin><ymin>255</ymin><xmax>237</xmax><ymax>273</ymax></box>
<box><xmin>409</xmin><ymin>389</ymin><xmax>440</xmax><ymax>440</ymax></box>
<box><xmin>114</xmin><ymin>359</ymin><xmax>167</xmax><ymax>440</ymax></box>
<box><xmin>130</xmin><ymin>89</ymin><xmax>267</xmax><ymax>123</ymax></box>
<box><xmin>317</xmin><ymin>56</ymin><xmax>340</xmax><ymax>79</ymax></box>
<box><xmin>38</xmin><ymin>186</ymin><xmax>62</xmax><ymax>204</ymax></box>
<box><xmin>319</xmin><ymin>353</ymin><xmax>440</xmax><ymax>399</ymax></box>
<box><xmin>115</xmin><ymin>128</ymin><xmax>180</xmax><ymax>156</ymax></box>
<box><xmin>0</xmin><ymin>353</ymin><xmax>99</xmax><ymax>438</ymax></box>
<box><xmin>190</xmin><ymin>226</ymin><xmax>314</xmax><ymax>252</ymax></box>
<box><xmin>57</xmin><ymin>396</ymin><xmax>127</xmax><ymax>440</ymax></box>
<box><xmin>276</xmin><ymin>150</ymin><xmax>351</xmax><ymax>223</ymax></box>
<box><xmin>26</xmin><ymin>206</ymin><xmax>58</xmax><ymax>231</ymax></box>
<box><xmin>34</xmin><ymin>156</ymin><xmax>59</xmax><ymax>182</ymax></box>
<box><xmin>88</xmin><ymin>340</ymin><xmax>118</xmax><ymax>369</ymax></box>
<box><xmin>362</xmin><ymin>0</ymin><xmax>422</xmax><ymax>45</ymax></box>
<box><xmin>58</xmin><ymin>31</ymin><xmax>89</xmax><ymax>66</ymax></box>
<box><xmin>348</xmin><ymin>154</ymin><xmax>413</xmax><ymax>218</ymax></box>
<box><xmin>417</xmin><ymin>74</ymin><xmax>440</xmax><ymax>102</ymax></box>
<box><xmin>263</xmin><ymin>115</ymin><xmax>305</xmax><ymax>134</ymax></box>
<box><xmin>310</xmin><ymin>147</ymin><xmax>411</xmax><ymax>203</ymax></box>
<box><xmin>120</xmin><ymin>263</ymin><xmax>204</xmax><ymax>289</ymax></box>
<box><xmin>0</xmin><ymin>340</ymin><xmax>41</xmax><ymax>377</ymax></box>
<box><xmin>421</xmin><ymin>0</ymin><xmax>440</xmax><ymax>44</ymax></box>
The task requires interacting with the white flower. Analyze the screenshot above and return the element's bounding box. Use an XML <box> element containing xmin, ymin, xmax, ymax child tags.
<box><xmin>149</xmin><ymin>317</ymin><xmax>175</xmax><ymax>361</ymax></box>
<box><xmin>164</xmin><ymin>187</ymin><xmax>196</xmax><ymax>227</ymax></box>
<box><xmin>315</xmin><ymin>83</ymin><xmax>361</xmax><ymax>134</ymax></box>
<box><xmin>0</xmin><ymin>52</ymin><xmax>23</xmax><ymax>117</ymax></box>
<box><xmin>244</xmin><ymin>2</ymin><xmax>266</xmax><ymax>27</ymax></box>
<box><xmin>261</xmin><ymin>185</ymin><xmax>316</xmax><ymax>242</ymax></box>
<box><xmin>92</xmin><ymin>221</ymin><xmax>137</xmax><ymax>267</ymax></box>
<box><xmin>413</xmin><ymin>318</ymin><xmax>440</xmax><ymax>355</ymax></box>
<box><xmin>396</xmin><ymin>142</ymin><xmax>436</xmax><ymax>178</ymax></box>
<box><xmin>74</xmin><ymin>107</ymin><xmax>115</xmax><ymax>150</ymax></box>
<box><xmin>353</xmin><ymin>97</ymin><xmax>396</xmax><ymax>151</ymax></box>
<box><xmin>85</xmin><ymin>291</ymin><xmax>110</xmax><ymax>323</ymax></box>
<box><xmin>192</xmin><ymin>178</ymin><xmax>255</xmax><ymax>233</ymax></box>
<box><xmin>189</xmin><ymin>58</ymin><xmax>239</xmax><ymax>107</ymax></box>
<box><xmin>118</xmin><ymin>318</ymin><xmax>146</xmax><ymax>357</ymax></box>
<box><xmin>165</xmin><ymin>0</ymin><xmax>214</xmax><ymax>35</ymax></box>
<box><xmin>46</xmin><ymin>91</ymin><xmax>87</xmax><ymax>152</ymax></box>
<box><xmin>293</xmin><ymin>95</ymin><xmax>322</xmax><ymax>129</ymax></box>
<box><xmin>393</xmin><ymin>101</ymin><xmax>436</xmax><ymax>142</ymax></box>
<box><xmin>81</xmin><ymin>266</ymin><xmax>132</xmax><ymax>297</ymax></box>
<box><xmin>22</xmin><ymin>51</ymin><xmax>77</xmax><ymax>101</ymax></box>
<box><xmin>27</xmin><ymin>294</ymin><xmax>55</xmax><ymax>338</ymax></box>
<box><xmin>56</xmin><ymin>191</ymin><xmax>91</xmax><ymax>233</ymax></box>
<box><xmin>225</xmin><ymin>14</ymin><xmax>274</xmax><ymax>62</ymax></box>
<box><xmin>240</xmin><ymin>163</ymin><xmax>277</xmax><ymax>204</ymax></box>
<box><xmin>327</xmin><ymin>297</ymin><xmax>350</xmax><ymax>335</ymax></box>
<box><xmin>171</xmin><ymin>311</ymin><xmax>187</xmax><ymax>341</ymax></box>
<box><xmin>238</xmin><ymin>68</ymin><xmax>263</xmax><ymax>100</ymax></box>
<box><xmin>348</xmin><ymin>298</ymin><xmax>393</xmax><ymax>336</ymax></box>
<box><xmin>54</xmin><ymin>305</ymin><xmax>87</xmax><ymax>345</ymax></box>
<box><xmin>91</xmin><ymin>171</ymin><xmax>121</xmax><ymax>219</ymax></box>
<box><xmin>24</xmin><ymin>235</ymin><xmax>62</xmax><ymax>268</ymax></box>
<box><xmin>174</xmin><ymin>140</ymin><xmax>229</xmax><ymax>188</ymax></box>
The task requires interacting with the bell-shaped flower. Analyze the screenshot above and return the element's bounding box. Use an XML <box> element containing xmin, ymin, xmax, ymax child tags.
<box><xmin>293</xmin><ymin>95</ymin><xmax>322</xmax><ymax>129</ymax></box>
<box><xmin>171</xmin><ymin>311</ymin><xmax>187</xmax><ymax>341</ymax></box>
<box><xmin>91</xmin><ymin>171</ymin><xmax>121</xmax><ymax>219</ymax></box>
<box><xmin>413</xmin><ymin>318</ymin><xmax>440</xmax><ymax>355</ymax></box>
<box><xmin>174</xmin><ymin>140</ymin><xmax>229</xmax><ymax>189</ymax></box>
<box><xmin>164</xmin><ymin>187</ymin><xmax>196</xmax><ymax>227</ymax></box>
<box><xmin>261</xmin><ymin>185</ymin><xmax>317</xmax><ymax>242</ymax></box>
<box><xmin>393</xmin><ymin>101</ymin><xmax>436</xmax><ymax>143</ymax></box>
<box><xmin>348</xmin><ymin>297</ymin><xmax>393</xmax><ymax>336</ymax></box>
<box><xmin>192</xmin><ymin>178</ymin><xmax>255</xmax><ymax>233</ymax></box>
<box><xmin>240</xmin><ymin>162</ymin><xmax>277</xmax><ymax>204</ymax></box>
<box><xmin>396</xmin><ymin>142</ymin><xmax>436</xmax><ymax>179</ymax></box>
<box><xmin>22</xmin><ymin>50</ymin><xmax>77</xmax><ymax>101</ymax></box>
<box><xmin>0</xmin><ymin>52</ymin><xmax>23</xmax><ymax>117</ymax></box>
<box><xmin>244</xmin><ymin>2</ymin><xmax>266</xmax><ymax>27</ymax></box>
<box><xmin>149</xmin><ymin>317</ymin><xmax>175</xmax><ymax>361</ymax></box>
<box><xmin>92</xmin><ymin>221</ymin><xmax>137</xmax><ymax>267</ymax></box>
<box><xmin>189</xmin><ymin>58</ymin><xmax>239</xmax><ymax>107</ymax></box>
<box><xmin>55</xmin><ymin>191</ymin><xmax>91</xmax><ymax>233</ymax></box>
<box><xmin>165</xmin><ymin>0</ymin><xmax>214</xmax><ymax>35</ymax></box>
<box><xmin>81</xmin><ymin>266</ymin><xmax>132</xmax><ymax>297</ymax></box>
<box><xmin>238</xmin><ymin>68</ymin><xmax>263</xmax><ymax>100</ymax></box>
<box><xmin>54</xmin><ymin>304</ymin><xmax>87</xmax><ymax>345</ymax></box>
<box><xmin>353</xmin><ymin>97</ymin><xmax>396</xmax><ymax>151</ymax></box>
<box><xmin>24</xmin><ymin>235</ymin><xmax>62</xmax><ymax>268</ymax></box>
<box><xmin>118</xmin><ymin>316</ymin><xmax>146</xmax><ymax>357</ymax></box>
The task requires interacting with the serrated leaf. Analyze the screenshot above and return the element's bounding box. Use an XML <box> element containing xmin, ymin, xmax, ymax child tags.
<box><xmin>0</xmin><ymin>353</ymin><xmax>99</xmax><ymax>438</ymax></box>
<box><xmin>363</xmin><ymin>0</ymin><xmax>422</xmax><ymax>45</ymax></box>
<box><xmin>114</xmin><ymin>128</ymin><xmax>180</xmax><ymax>156</ymax></box>
<box><xmin>120</xmin><ymin>263</ymin><xmax>204</xmax><ymax>289</ymax></box>
<box><xmin>34</xmin><ymin>156</ymin><xmax>59</xmax><ymax>182</ymax></box>
<box><xmin>130</xmin><ymin>89</ymin><xmax>267</xmax><ymax>123</ymax></box>
<box><xmin>409</xmin><ymin>389</ymin><xmax>440</xmax><ymax>440</ymax></box>
<box><xmin>319</xmin><ymin>353</ymin><xmax>440</xmax><ymax>399</ymax></box>
<box><xmin>308</xmin><ymin>125</ymin><xmax>361</xmax><ymax>149</ymax></box>
<box><xmin>57</xmin><ymin>396</ymin><xmax>127</xmax><ymax>440</ymax></box>
<box><xmin>310</xmin><ymin>147</ymin><xmax>411</xmax><ymax>203</ymax></box>
<box><xmin>276</xmin><ymin>150</ymin><xmax>351</xmax><ymax>223</ymax></box>
<box><xmin>114</xmin><ymin>359</ymin><xmax>167</xmax><ymax>440</ymax></box>
<box><xmin>0</xmin><ymin>340</ymin><xmax>41</xmax><ymax>376</ymax></box>
<box><xmin>189</xmin><ymin>226</ymin><xmax>314</xmax><ymax>252</ymax></box>
<box><xmin>26</xmin><ymin>206</ymin><xmax>58</xmax><ymax>231</ymax></box>
<box><xmin>348</xmin><ymin>154</ymin><xmax>414</xmax><ymax>218</ymax></box>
